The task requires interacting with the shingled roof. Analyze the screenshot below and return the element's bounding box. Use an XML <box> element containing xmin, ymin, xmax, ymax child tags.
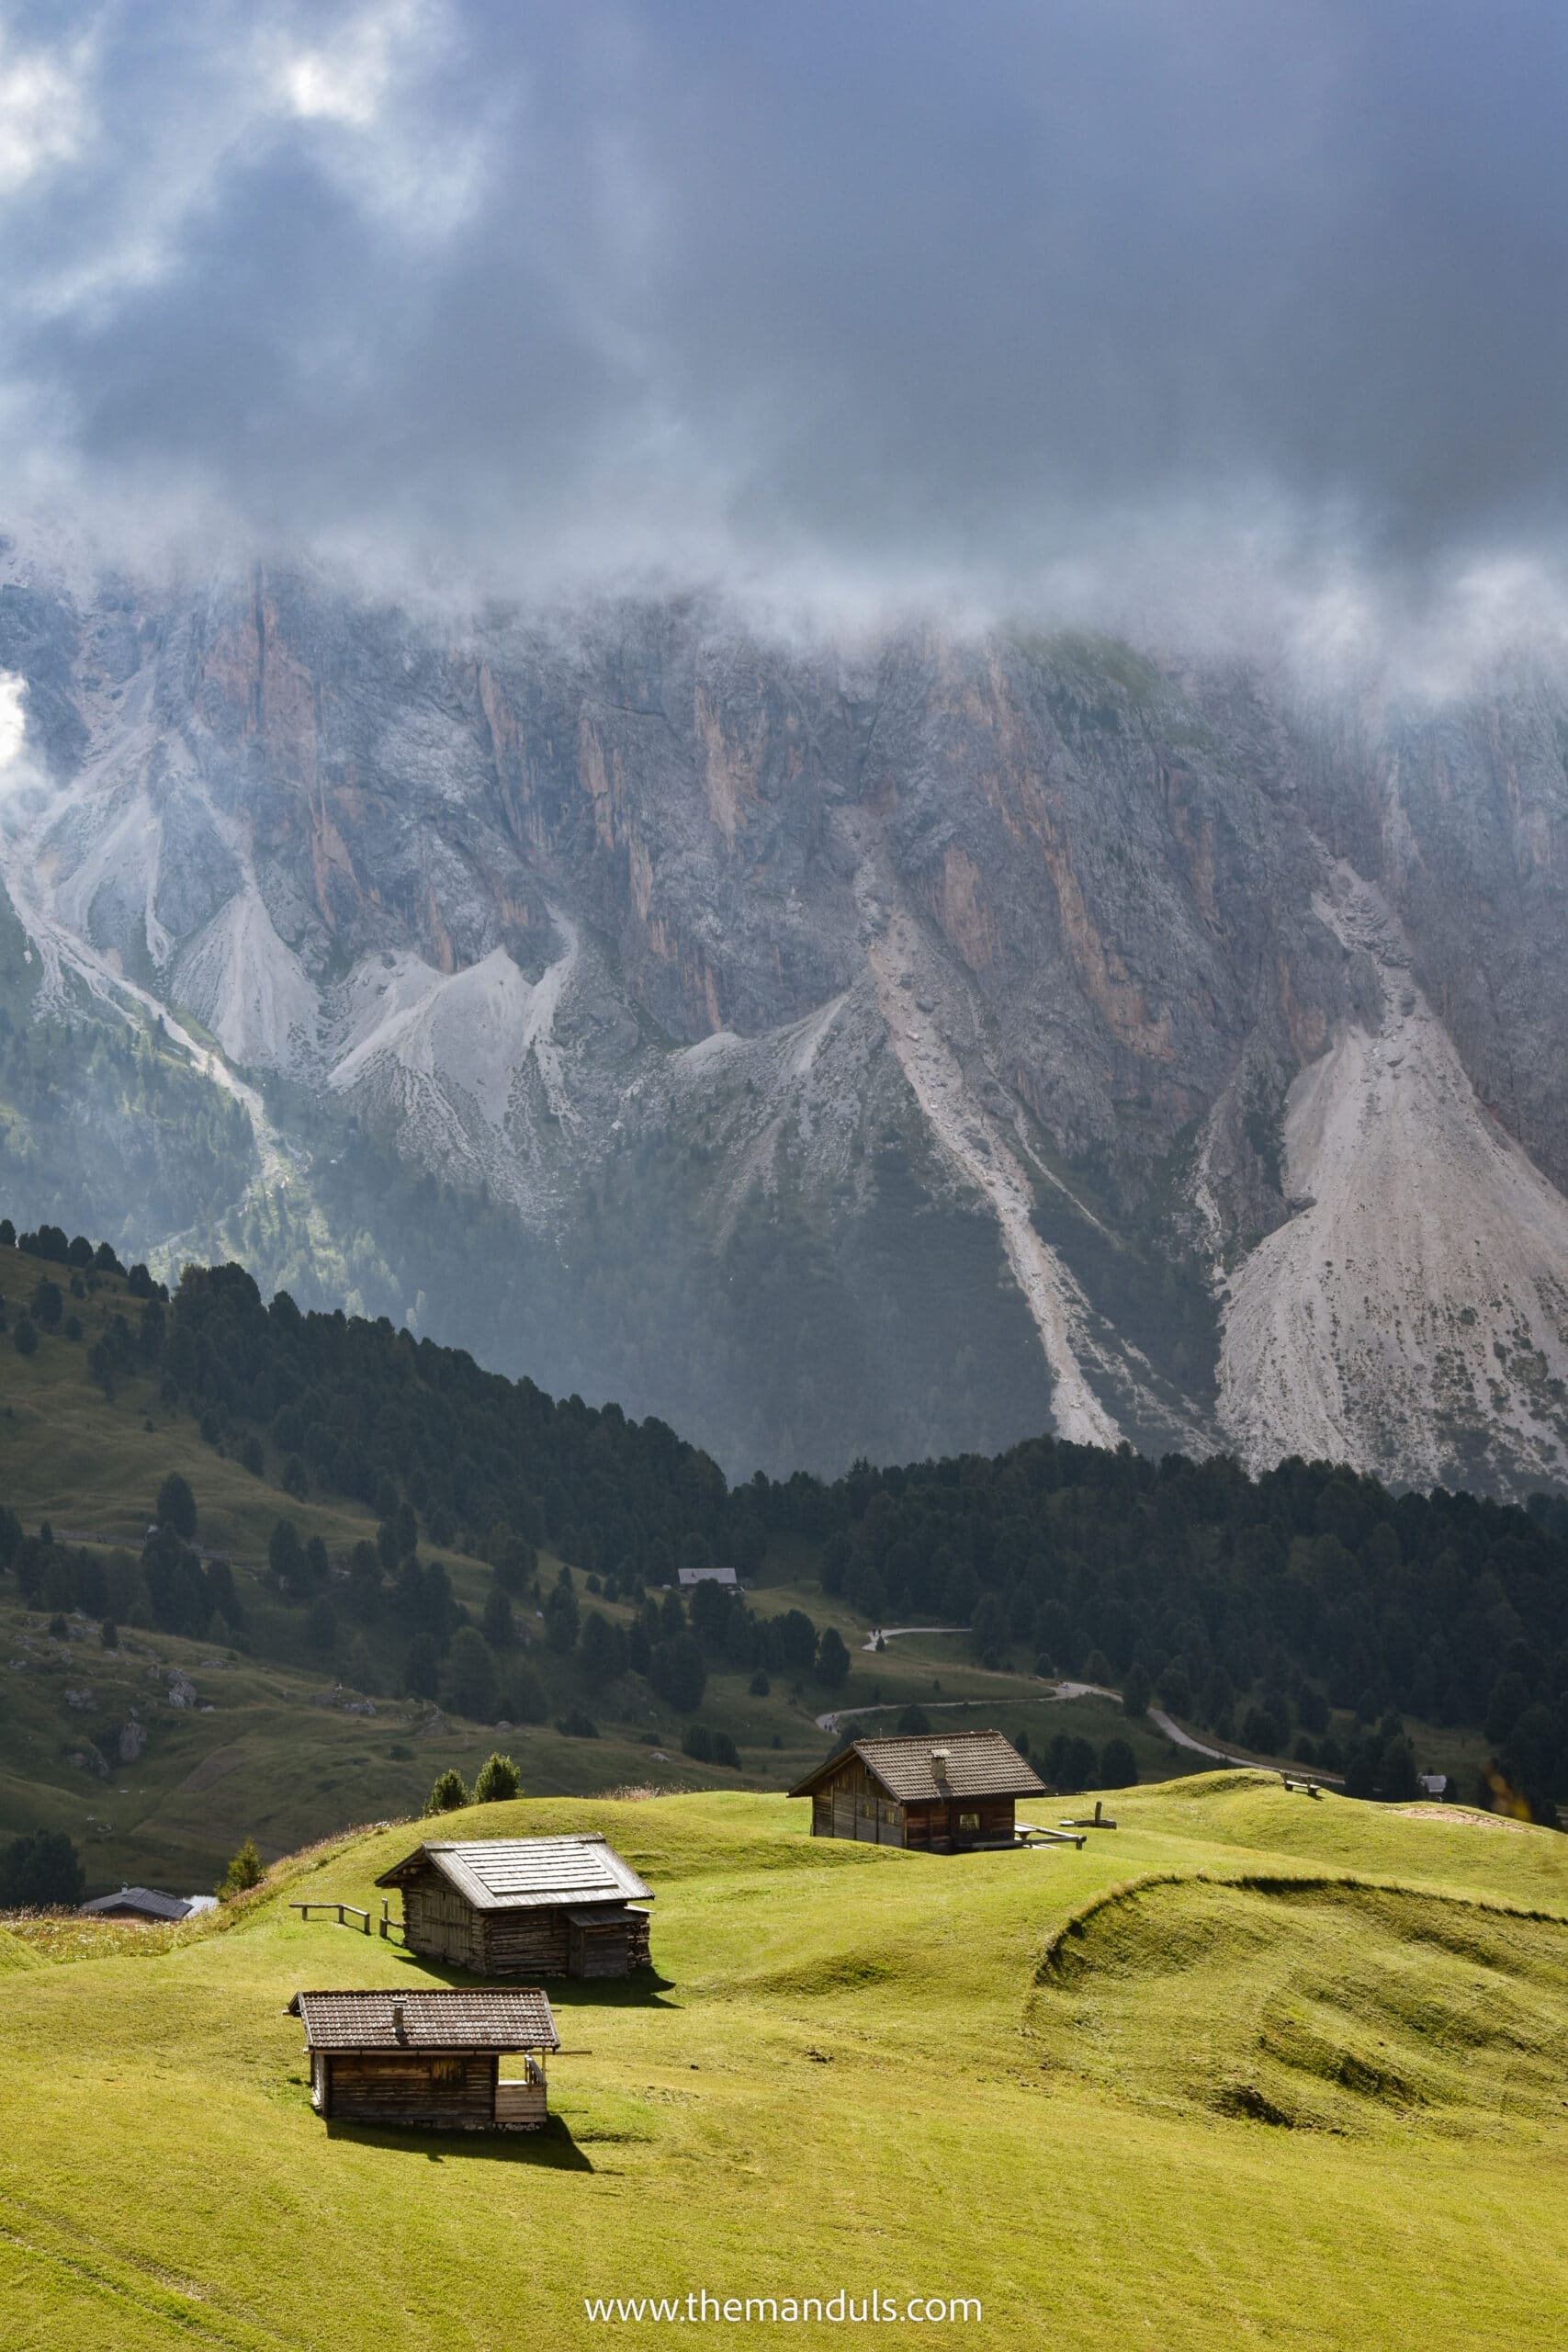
<box><xmin>80</xmin><ymin>1886</ymin><xmax>193</xmax><ymax>1921</ymax></box>
<box><xmin>287</xmin><ymin>1988</ymin><xmax>559</xmax><ymax>2052</ymax></box>
<box><xmin>373</xmin><ymin>1832</ymin><xmax>652</xmax><ymax>1911</ymax></box>
<box><xmin>789</xmin><ymin>1728</ymin><xmax>1046</xmax><ymax>1805</ymax></box>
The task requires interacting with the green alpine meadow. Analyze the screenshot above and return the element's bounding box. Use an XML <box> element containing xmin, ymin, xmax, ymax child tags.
<box><xmin>3</xmin><ymin>1779</ymin><xmax>1567</xmax><ymax>2349</ymax></box>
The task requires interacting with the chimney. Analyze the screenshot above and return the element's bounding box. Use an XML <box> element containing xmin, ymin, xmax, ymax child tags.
<box><xmin>391</xmin><ymin>1998</ymin><xmax>406</xmax><ymax>2040</ymax></box>
<box><xmin>929</xmin><ymin>1747</ymin><xmax>951</xmax><ymax>1781</ymax></box>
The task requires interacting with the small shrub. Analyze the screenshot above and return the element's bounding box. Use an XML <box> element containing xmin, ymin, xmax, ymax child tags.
<box><xmin>13</xmin><ymin>1316</ymin><xmax>37</xmax><ymax>1357</ymax></box>
<box><xmin>423</xmin><ymin>1769</ymin><xmax>470</xmax><ymax>1815</ymax></box>
<box><xmin>748</xmin><ymin>1668</ymin><xmax>771</xmax><ymax>1697</ymax></box>
<box><xmin>472</xmin><ymin>1750</ymin><xmax>522</xmax><ymax>1804</ymax></box>
<box><xmin>217</xmin><ymin>1837</ymin><xmax>264</xmax><ymax>1899</ymax></box>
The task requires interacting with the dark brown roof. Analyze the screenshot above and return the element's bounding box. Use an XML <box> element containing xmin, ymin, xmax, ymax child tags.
<box><xmin>789</xmin><ymin>1729</ymin><xmax>1046</xmax><ymax>1805</ymax></box>
<box><xmin>374</xmin><ymin>1832</ymin><xmax>652</xmax><ymax>1911</ymax></box>
<box><xmin>288</xmin><ymin>1989</ymin><xmax>558</xmax><ymax>2052</ymax></box>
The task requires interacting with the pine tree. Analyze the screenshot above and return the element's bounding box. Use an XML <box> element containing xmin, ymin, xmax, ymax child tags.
<box><xmin>472</xmin><ymin>1751</ymin><xmax>521</xmax><ymax>1804</ymax></box>
<box><xmin>815</xmin><ymin>1627</ymin><xmax>851</xmax><ymax>1688</ymax></box>
<box><xmin>424</xmin><ymin>1768</ymin><xmax>470</xmax><ymax>1815</ymax></box>
<box><xmin>217</xmin><ymin>1837</ymin><xmax>264</xmax><ymax>1899</ymax></box>
<box><xmin>155</xmin><ymin>1472</ymin><xmax>197</xmax><ymax>1539</ymax></box>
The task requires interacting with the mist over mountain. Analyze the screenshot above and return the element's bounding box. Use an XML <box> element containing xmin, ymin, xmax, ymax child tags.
<box><xmin>1</xmin><ymin>535</ymin><xmax>1565</xmax><ymax>1492</ymax></box>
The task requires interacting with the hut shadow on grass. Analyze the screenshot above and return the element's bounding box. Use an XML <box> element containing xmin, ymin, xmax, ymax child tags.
<box><xmin>385</xmin><ymin>1947</ymin><xmax>679</xmax><ymax>2008</ymax></box>
<box><xmin>324</xmin><ymin>2114</ymin><xmax>593</xmax><ymax>2169</ymax></box>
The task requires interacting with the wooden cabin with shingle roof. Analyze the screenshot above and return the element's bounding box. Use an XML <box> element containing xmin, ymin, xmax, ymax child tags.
<box><xmin>788</xmin><ymin>1729</ymin><xmax>1045</xmax><ymax>1852</ymax></box>
<box><xmin>374</xmin><ymin>1833</ymin><xmax>653</xmax><ymax>1978</ymax></box>
<box><xmin>288</xmin><ymin>1988</ymin><xmax>559</xmax><ymax>2130</ymax></box>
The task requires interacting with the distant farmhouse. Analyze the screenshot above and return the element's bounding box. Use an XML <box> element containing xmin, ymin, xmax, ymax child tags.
<box><xmin>677</xmin><ymin>1566</ymin><xmax>739</xmax><ymax>1590</ymax></box>
<box><xmin>288</xmin><ymin>1989</ymin><xmax>558</xmax><ymax>2131</ymax></box>
<box><xmin>790</xmin><ymin>1730</ymin><xmax>1045</xmax><ymax>1852</ymax></box>
<box><xmin>80</xmin><ymin>1887</ymin><xmax>219</xmax><ymax>1924</ymax></box>
<box><xmin>375</xmin><ymin>1833</ymin><xmax>652</xmax><ymax>1977</ymax></box>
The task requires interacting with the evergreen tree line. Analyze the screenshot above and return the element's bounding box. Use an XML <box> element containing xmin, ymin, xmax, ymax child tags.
<box><xmin>8</xmin><ymin>1236</ymin><xmax>1568</xmax><ymax>1817</ymax></box>
<box><xmin>779</xmin><ymin>1445</ymin><xmax>1568</xmax><ymax>1819</ymax></box>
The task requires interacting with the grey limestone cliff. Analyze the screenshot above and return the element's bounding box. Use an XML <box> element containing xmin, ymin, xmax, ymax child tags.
<box><xmin>3</xmin><ymin>534</ymin><xmax>1567</xmax><ymax>1492</ymax></box>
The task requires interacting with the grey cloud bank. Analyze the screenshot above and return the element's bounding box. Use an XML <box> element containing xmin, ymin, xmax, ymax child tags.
<box><xmin>2</xmin><ymin>0</ymin><xmax>1566</xmax><ymax>650</ymax></box>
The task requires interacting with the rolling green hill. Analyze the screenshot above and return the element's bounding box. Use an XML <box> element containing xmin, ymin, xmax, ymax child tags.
<box><xmin>2</xmin><ymin>1775</ymin><xmax>1566</xmax><ymax>2349</ymax></box>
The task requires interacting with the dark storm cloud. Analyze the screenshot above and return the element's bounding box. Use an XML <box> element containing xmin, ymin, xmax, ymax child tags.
<box><xmin>3</xmin><ymin>0</ymin><xmax>1567</xmax><ymax>624</ymax></box>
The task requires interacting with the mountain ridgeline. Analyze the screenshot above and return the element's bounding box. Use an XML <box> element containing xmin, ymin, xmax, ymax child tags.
<box><xmin>6</xmin><ymin>1227</ymin><xmax>1568</xmax><ymax>1825</ymax></box>
<box><xmin>4</xmin><ymin>537</ymin><xmax>1568</xmax><ymax>1489</ymax></box>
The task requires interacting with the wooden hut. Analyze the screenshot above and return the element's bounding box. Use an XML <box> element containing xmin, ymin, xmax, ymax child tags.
<box><xmin>288</xmin><ymin>1988</ymin><xmax>559</xmax><ymax>2131</ymax></box>
<box><xmin>789</xmin><ymin>1729</ymin><xmax>1045</xmax><ymax>1852</ymax></box>
<box><xmin>374</xmin><ymin>1832</ymin><xmax>653</xmax><ymax>1977</ymax></box>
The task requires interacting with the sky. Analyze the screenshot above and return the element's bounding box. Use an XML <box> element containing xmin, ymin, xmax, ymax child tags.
<box><xmin>2</xmin><ymin>0</ymin><xmax>1566</xmax><ymax>651</ymax></box>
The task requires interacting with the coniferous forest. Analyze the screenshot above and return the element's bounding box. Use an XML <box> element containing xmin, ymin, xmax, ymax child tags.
<box><xmin>5</xmin><ymin>1225</ymin><xmax>1565</xmax><ymax>1826</ymax></box>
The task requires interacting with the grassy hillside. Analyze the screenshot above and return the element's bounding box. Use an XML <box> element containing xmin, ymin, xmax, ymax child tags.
<box><xmin>2</xmin><ymin>1774</ymin><xmax>1566</xmax><ymax>2348</ymax></box>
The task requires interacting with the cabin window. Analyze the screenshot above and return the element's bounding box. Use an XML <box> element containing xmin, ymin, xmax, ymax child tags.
<box><xmin>430</xmin><ymin>2057</ymin><xmax>463</xmax><ymax>2086</ymax></box>
<box><xmin>958</xmin><ymin>1812</ymin><xmax>979</xmax><ymax>1833</ymax></box>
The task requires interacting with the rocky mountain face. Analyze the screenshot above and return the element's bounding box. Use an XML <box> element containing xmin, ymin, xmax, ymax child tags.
<box><xmin>2</xmin><ymin>532</ymin><xmax>1567</xmax><ymax>1493</ymax></box>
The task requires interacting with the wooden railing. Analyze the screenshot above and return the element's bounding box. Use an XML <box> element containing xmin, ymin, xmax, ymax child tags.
<box><xmin>494</xmin><ymin>2056</ymin><xmax>547</xmax><ymax>2124</ymax></box>
<box><xmin>288</xmin><ymin>1901</ymin><xmax>370</xmax><ymax>1933</ymax></box>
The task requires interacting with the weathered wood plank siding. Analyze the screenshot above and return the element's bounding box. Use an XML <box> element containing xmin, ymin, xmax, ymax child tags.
<box><xmin>325</xmin><ymin>2052</ymin><xmax>496</xmax><ymax>2128</ymax></box>
<box><xmin>903</xmin><ymin>1797</ymin><xmax>1016</xmax><ymax>1849</ymax></box>
<box><xmin>567</xmin><ymin>1911</ymin><xmax>651</xmax><ymax>1976</ymax></box>
<box><xmin>403</xmin><ymin>1874</ymin><xmax>486</xmax><ymax>1969</ymax></box>
<box><xmin>479</xmin><ymin>1909</ymin><xmax>572</xmax><ymax>1975</ymax></box>
<box><xmin>814</xmin><ymin>1758</ymin><xmax>908</xmax><ymax>1846</ymax></box>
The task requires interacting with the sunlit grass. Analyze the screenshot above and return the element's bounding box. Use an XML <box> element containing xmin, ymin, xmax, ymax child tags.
<box><xmin>2</xmin><ymin>1773</ymin><xmax>1567</xmax><ymax>2348</ymax></box>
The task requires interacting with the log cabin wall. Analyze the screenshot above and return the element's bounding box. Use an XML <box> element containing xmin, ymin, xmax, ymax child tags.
<box><xmin>403</xmin><ymin>1874</ymin><xmax>486</xmax><ymax>1969</ymax></box>
<box><xmin>325</xmin><ymin>2052</ymin><xmax>497</xmax><ymax>2129</ymax></box>
<box><xmin>479</xmin><ymin>1907</ymin><xmax>572</xmax><ymax>1975</ymax></box>
<box><xmin>567</xmin><ymin>1910</ymin><xmax>652</xmax><ymax>1976</ymax></box>
<box><xmin>811</xmin><ymin>1757</ymin><xmax>907</xmax><ymax>1846</ymax></box>
<box><xmin>903</xmin><ymin>1797</ymin><xmax>1016</xmax><ymax>1850</ymax></box>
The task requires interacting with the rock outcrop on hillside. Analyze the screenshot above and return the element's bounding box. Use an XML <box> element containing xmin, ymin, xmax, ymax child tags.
<box><xmin>3</xmin><ymin>533</ymin><xmax>1567</xmax><ymax>1491</ymax></box>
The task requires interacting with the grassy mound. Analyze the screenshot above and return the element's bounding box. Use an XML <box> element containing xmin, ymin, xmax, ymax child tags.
<box><xmin>1031</xmin><ymin>1871</ymin><xmax>1568</xmax><ymax>2136</ymax></box>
